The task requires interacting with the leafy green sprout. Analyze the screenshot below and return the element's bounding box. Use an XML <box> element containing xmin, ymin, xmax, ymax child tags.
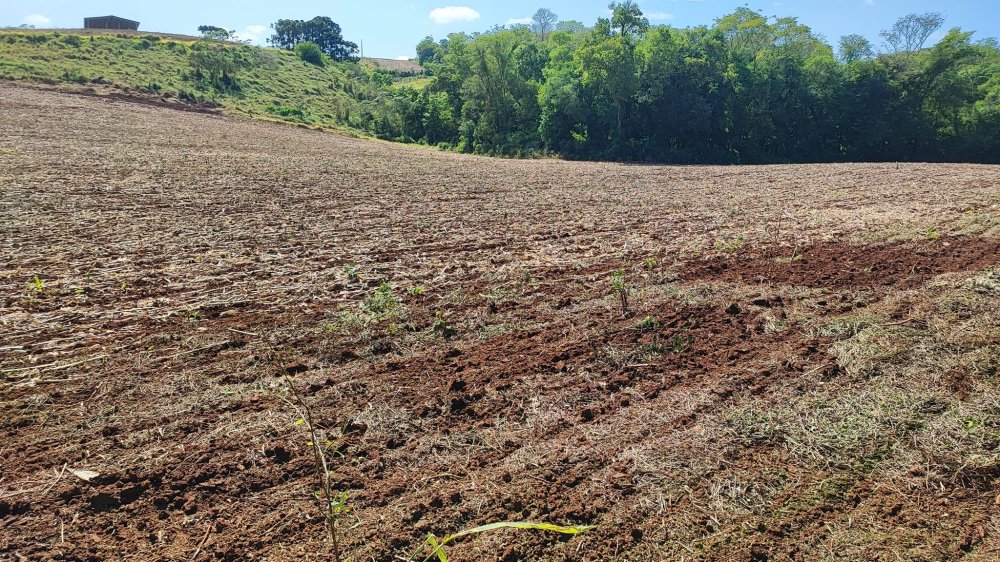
<box><xmin>775</xmin><ymin>254</ymin><xmax>804</xmax><ymax>264</ymax></box>
<box><xmin>639</xmin><ymin>315</ymin><xmax>660</xmax><ymax>332</ymax></box>
<box><xmin>432</xmin><ymin>311</ymin><xmax>456</xmax><ymax>338</ymax></box>
<box><xmin>25</xmin><ymin>275</ymin><xmax>46</xmax><ymax>305</ymax></box>
<box><xmin>714</xmin><ymin>237</ymin><xmax>744</xmax><ymax>253</ymax></box>
<box><xmin>411</xmin><ymin>521</ymin><xmax>594</xmax><ymax>562</ymax></box>
<box><xmin>610</xmin><ymin>270</ymin><xmax>630</xmax><ymax>317</ymax></box>
<box><xmin>364</xmin><ymin>282</ymin><xmax>399</xmax><ymax>314</ymax></box>
<box><xmin>344</xmin><ymin>264</ymin><xmax>360</xmax><ymax>283</ymax></box>
<box><xmin>671</xmin><ymin>334</ymin><xmax>693</xmax><ymax>353</ymax></box>
<box><xmin>644</xmin><ymin>257</ymin><xmax>657</xmax><ymax>270</ymax></box>
<box><xmin>408</xmin><ymin>286</ymin><xmax>425</xmax><ymax>297</ymax></box>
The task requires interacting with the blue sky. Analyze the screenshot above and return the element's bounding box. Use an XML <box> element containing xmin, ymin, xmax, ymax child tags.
<box><xmin>5</xmin><ymin>1</ymin><xmax>999</xmax><ymax>59</ymax></box>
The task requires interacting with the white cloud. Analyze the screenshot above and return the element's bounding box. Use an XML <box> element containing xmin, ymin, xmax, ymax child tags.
<box><xmin>506</xmin><ymin>17</ymin><xmax>532</xmax><ymax>26</ymax></box>
<box><xmin>646</xmin><ymin>11</ymin><xmax>675</xmax><ymax>21</ymax></box>
<box><xmin>237</xmin><ymin>24</ymin><xmax>267</xmax><ymax>44</ymax></box>
<box><xmin>429</xmin><ymin>6</ymin><xmax>481</xmax><ymax>25</ymax></box>
<box><xmin>23</xmin><ymin>14</ymin><xmax>51</xmax><ymax>26</ymax></box>
<box><xmin>395</xmin><ymin>55</ymin><xmax>411</xmax><ymax>60</ymax></box>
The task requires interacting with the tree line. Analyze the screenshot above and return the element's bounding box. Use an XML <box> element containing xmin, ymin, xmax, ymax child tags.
<box><xmin>364</xmin><ymin>3</ymin><xmax>999</xmax><ymax>164</ymax></box>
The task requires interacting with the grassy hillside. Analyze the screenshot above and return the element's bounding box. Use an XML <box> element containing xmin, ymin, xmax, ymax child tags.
<box><xmin>0</xmin><ymin>29</ymin><xmax>385</xmax><ymax>131</ymax></box>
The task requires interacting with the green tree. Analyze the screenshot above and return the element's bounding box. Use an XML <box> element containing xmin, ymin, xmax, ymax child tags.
<box><xmin>531</xmin><ymin>8</ymin><xmax>559</xmax><ymax>41</ymax></box>
<box><xmin>295</xmin><ymin>41</ymin><xmax>324</xmax><ymax>66</ymax></box>
<box><xmin>396</xmin><ymin>5</ymin><xmax>999</xmax><ymax>164</ymax></box>
<box><xmin>880</xmin><ymin>12</ymin><xmax>945</xmax><ymax>54</ymax></box>
<box><xmin>198</xmin><ymin>25</ymin><xmax>234</xmax><ymax>41</ymax></box>
<box><xmin>269</xmin><ymin>17</ymin><xmax>359</xmax><ymax>61</ymax></box>
<box><xmin>609</xmin><ymin>1</ymin><xmax>648</xmax><ymax>39</ymax></box>
<box><xmin>555</xmin><ymin>21</ymin><xmax>586</xmax><ymax>34</ymax></box>
<box><xmin>423</xmin><ymin>91</ymin><xmax>458</xmax><ymax>145</ymax></box>
<box><xmin>538</xmin><ymin>32</ymin><xmax>585</xmax><ymax>154</ymax></box>
<box><xmin>577</xmin><ymin>34</ymin><xmax>639</xmax><ymax>152</ymax></box>
<box><xmin>715</xmin><ymin>7</ymin><xmax>772</xmax><ymax>59</ymax></box>
<box><xmin>416</xmin><ymin>36</ymin><xmax>443</xmax><ymax>65</ymax></box>
<box><xmin>839</xmin><ymin>34</ymin><xmax>875</xmax><ymax>63</ymax></box>
<box><xmin>188</xmin><ymin>40</ymin><xmax>251</xmax><ymax>92</ymax></box>
<box><xmin>461</xmin><ymin>30</ymin><xmax>542</xmax><ymax>153</ymax></box>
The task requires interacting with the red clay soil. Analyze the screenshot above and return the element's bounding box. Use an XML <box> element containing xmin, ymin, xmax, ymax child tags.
<box><xmin>2</xmin><ymin>83</ymin><xmax>999</xmax><ymax>561</ymax></box>
<box><xmin>683</xmin><ymin>237</ymin><xmax>1000</xmax><ymax>290</ymax></box>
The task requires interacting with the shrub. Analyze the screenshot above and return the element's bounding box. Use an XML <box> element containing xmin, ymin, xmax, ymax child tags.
<box><xmin>188</xmin><ymin>40</ymin><xmax>247</xmax><ymax>92</ymax></box>
<box><xmin>266</xmin><ymin>103</ymin><xmax>309</xmax><ymax>121</ymax></box>
<box><xmin>295</xmin><ymin>41</ymin><xmax>324</xmax><ymax>66</ymax></box>
<box><xmin>61</xmin><ymin>69</ymin><xmax>87</xmax><ymax>84</ymax></box>
<box><xmin>62</xmin><ymin>35</ymin><xmax>83</xmax><ymax>48</ymax></box>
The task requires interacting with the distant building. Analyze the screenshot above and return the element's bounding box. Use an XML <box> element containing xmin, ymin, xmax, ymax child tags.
<box><xmin>84</xmin><ymin>16</ymin><xmax>140</xmax><ymax>31</ymax></box>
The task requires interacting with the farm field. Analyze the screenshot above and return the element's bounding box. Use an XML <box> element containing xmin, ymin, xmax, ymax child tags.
<box><xmin>1</xmin><ymin>82</ymin><xmax>999</xmax><ymax>561</ymax></box>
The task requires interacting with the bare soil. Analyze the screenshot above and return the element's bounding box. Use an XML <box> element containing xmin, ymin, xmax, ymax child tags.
<box><xmin>1</xmin><ymin>83</ymin><xmax>999</xmax><ymax>561</ymax></box>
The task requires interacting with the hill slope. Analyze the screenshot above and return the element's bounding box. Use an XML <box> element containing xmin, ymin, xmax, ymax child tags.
<box><xmin>0</xmin><ymin>29</ymin><xmax>383</xmax><ymax>131</ymax></box>
<box><xmin>2</xmin><ymin>84</ymin><xmax>999</xmax><ymax>561</ymax></box>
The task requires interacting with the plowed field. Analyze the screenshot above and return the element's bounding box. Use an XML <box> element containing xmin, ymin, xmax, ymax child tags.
<box><xmin>2</xmin><ymin>83</ymin><xmax>999</xmax><ymax>561</ymax></box>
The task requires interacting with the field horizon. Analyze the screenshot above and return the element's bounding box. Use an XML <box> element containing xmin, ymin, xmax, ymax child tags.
<box><xmin>1</xmin><ymin>82</ymin><xmax>999</xmax><ymax>561</ymax></box>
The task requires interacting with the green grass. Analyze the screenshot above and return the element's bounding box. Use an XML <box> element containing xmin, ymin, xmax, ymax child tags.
<box><xmin>393</xmin><ymin>76</ymin><xmax>433</xmax><ymax>91</ymax></box>
<box><xmin>0</xmin><ymin>30</ymin><xmax>378</xmax><ymax>131</ymax></box>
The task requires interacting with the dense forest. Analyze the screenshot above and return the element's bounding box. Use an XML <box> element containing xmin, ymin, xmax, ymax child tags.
<box><xmin>362</xmin><ymin>3</ymin><xmax>1000</xmax><ymax>164</ymax></box>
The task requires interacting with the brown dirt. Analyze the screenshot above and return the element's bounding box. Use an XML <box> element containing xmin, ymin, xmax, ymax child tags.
<box><xmin>683</xmin><ymin>237</ymin><xmax>1000</xmax><ymax>289</ymax></box>
<box><xmin>1</xmin><ymin>83</ymin><xmax>999</xmax><ymax>561</ymax></box>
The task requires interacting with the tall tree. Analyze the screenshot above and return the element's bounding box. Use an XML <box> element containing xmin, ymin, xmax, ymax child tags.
<box><xmin>577</xmin><ymin>34</ymin><xmax>640</xmax><ymax>150</ymax></box>
<box><xmin>394</xmin><ymin>5</ymin><xmax>1000</xmax><ymax>164</ymax></box>
<box><xmin>839</xmin><ymin>34</ymin><xmax>875</xmax><ymax>63</ymax></box>
<box><xmin>269</xmin><ymin>17</ymin><xmax>359</xmax><ymax>62</ymax></box>
<box><xmin>198</xmin><ymin>25</ymin><xmax>234</xmax><ymax>41</ymax></box>
<box><xmin>531</xmin><ymin>8</ymin><xmax>559</xmax><ymax>41</ymax></box>
<box><xmin>715</xmin><ymin>7</ymin><xmax>772</xmax><ymax>58</ymax></box>
<box><xmin>609</xmin><ymin>1</ymin><xmax>648</xmax><ymax>39</ymax></box>
<box><xmin>880</xmin><ymin>12</ymin><xmax>945</xmax><ymax>54</ymax></box>
<box><xmin>416</xmin><ymin>36</ymin><xmax>443</xmax><ymax>65</ymax></box>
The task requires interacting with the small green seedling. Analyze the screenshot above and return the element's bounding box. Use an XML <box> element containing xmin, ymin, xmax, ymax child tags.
<box><xmin>714</xmin><ymin>237</ymin><xmax>744</xmax><ymax>253</ymax></box>
<box><xmin>432</xmin><ymin>311</ymin><xmax>456</xmax><ymax>338</ymax></box>
<box><xmin>610</xmin><ymin>270</ymin><xmax>630</xmax><ymax>317</ymax></box>
<box><xmin>671</xmin><ymin>334</ymin><xmax>692</xmax><ymax>353</ymax></box>
<box><xmin>344</xmin><ymin>264</ymin><xmax>360</xmax><ymax>283</ymax></box>
<box><xmin>364</xmin><ymin>282</ymin><xmax>399</xmax><ymax>314</ymax></box>
<box><xmin>639</xmin><ymin>315</ymin><xmax>660</xmax><ymax>332</ymax></box>
<box><xmin>25</xmin><ymin>276</ymin><xmax>46</xmax><ymax>305</ymax></box>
